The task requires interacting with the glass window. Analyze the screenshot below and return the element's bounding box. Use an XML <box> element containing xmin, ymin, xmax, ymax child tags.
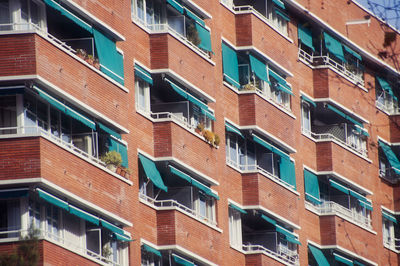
<box><xmin>167</xmin><ymin>7</ymin><xmax>185</xmax><ymax>36</ymax></box>
<box><xmin>228</xmin><ymin>207</ymin><xmax>242</xmax><ymax>248</ymax></box>
<box><xmin>46</xmin><ymin>204</ymin><xmax>60</xmax><ymax>241</ymax></box>
<box><xmin>136</xmin><ymin>79</ymin><xmax>150</xmax><ymax>113</ymax></box>
<box><xmin>0</xmin><ymin>199</ymin><xmax>21</xmax><ymax>238</ymax></box>
<box><xmin>29</xmin><ymin>200</ymin><xmax>41</xmax><ymax>230</ymax></box>
<box><xmin>0</xmin><ymin>0</ymin><xmax>11</xmax><ymax>30</ymax></box>
<box><xmin>0</xmin><ymin>96</ymin><xmax>17</xmax><ymax>134</ymax></box>
<box><xmin>301</xmin><ymin>102</ymin><xmax>311</xmax><ymax>133</ymax></box>
<box><xmin>382</xmin><ymin>218</ymin><xmax>394</xmax><ymax>247</ymax></box>
<box><xmin>86</xmin><ymin>223</ymin><xmax>101</xmax><ymax>256</ymax></box>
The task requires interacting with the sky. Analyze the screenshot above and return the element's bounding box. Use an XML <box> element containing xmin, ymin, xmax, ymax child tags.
<box><xmin>356</xmin><ymin>0</ymin><xmax>400</xmax><ymax>30</ymax></box>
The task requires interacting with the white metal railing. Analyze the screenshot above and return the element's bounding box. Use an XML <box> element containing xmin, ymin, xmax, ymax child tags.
<box><xmin>131</xmin><ymin>16</ymin><xmax>211</xmax><ymax>58</ymax></box>
<box><xmin>139</xmin><ymin>193</ymin><xmax>217</xmax><ymax>226</ymax></box>
<box><xmin>306</xmin><ymin>201</ymin><xmax>372</xmax><ymax>229</ymax></box>
<box><xmin>375</xmin><ymin>99</ymin><xmax>400</xmax><ymax>115</ymax></box>
<box><xmin>242</xmin><ymin>244</ymin><xmax>299</xmax><ymax>265</ymax></box>
<box><xmin>226</xmin><ymin>160</ymin><xmax>296</xmax><ymax>190</ymax></box>
<box><xmin>384</xmin><ymin>238</ymin><xmax>400</xmax><ymax>250</ymax></box>
<box><xmin>298</xmin><ymin>48</ymin><xmax>364</xmax><ymax>86</ymax></box>
<box><xmin>379</xmin><ymin>167</ymin><xmax>400</xmax><ymax>183</ymax></box>
<box><xmin>0</xmin><ymin>228</ymin><xmax>119</xmax><ymax>265</ymax></box>
<box><xmin>0</xmin><ymin>124</ymin><xmax>105</xmax><ymax>166</ymax></box>
<box><xmin>302</xmin><ymin>128</ymin><xmax>368</xmax><ymax>156</ymax></box>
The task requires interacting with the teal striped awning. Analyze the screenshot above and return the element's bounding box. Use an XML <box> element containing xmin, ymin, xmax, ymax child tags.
<box><xmin>172</xmin><ymin>254</ymin><xmax>194</xmax><ymax>266</ymax></box>
<box><xmin>222</xmin><ymin>42</ymin><xmax>240</xmax><ymax>88</ymax></box>
<box><xmin>308</xmin><ymin>244</ymin><xmax>329</xmax><ymax>266</ymax></box>
<box><xmin>301</xmin><ymin>95</ymin><xmax>316</xmax><ymax>107</ymax></box>
<box><xmin>97</xmin><ymin>122</ymin><xmax>121</xmax><ymax>139</ymax></box>
<box><xmin>343</xmin><ymin>44</ymin><xmax>362</xmax><ymax>61</ymax></box>
<box><xmin>34</xmin><ymin>86</ymin><xmax>96</xmax><ymax>130</ymax></box>
<box><xmin>274</xmin><ymin>9</ymin><xmax>290</xmax><ymax>22</ymax></box>
<box><xmin>275</xmin><ymin>224</ymin><xmax>301</xmax><ymax>245</ymax></box>
<box><xmin>142</xmin><ymin>244</ymin><xmax>162</xmax><ymax>257</ymax></box>
<box><xmin>377</xmin><ymin>76</ymin><xmax>398</xmax><ymax>101</ymax></box>
<box><xmin>334</xmin><ymin>253</ymin><xmax>353</xmax><ymax>266</ymax></box>
<box><xmin>229</xmin><ymin>203</ymin><xmax>247</xmax><ymax>214</ymax></box>
<box><xmin>225</xmin><ymin>122</ymin><xmax>244</xmax><ymax>138</ymax></box>
<box><xmin>272</xmin><ymin>0</ymin><xmax>286</xmax><ymax>10</ymax></box>
<box><xmin>134</xmin><ymin>64</ymin><xmax>153</xmax><ymax>85</ymax></box>
<box><xmin>382</xmin><ymin>210</ymin><xmax>397</xmax><ymax>224</ymax></box>
<box><xmin>298</xmin><ymin>25</ymin><xmax>315</xmax><ymax>51</ymax></box>
<box><xmin>169</xmin><ymin>165</ymin><xmax>219</xmax><ymax>200</ymax></box>
<box><xmin>326</xmin><ymin>104</ymin><xmax>363</xmax><ymax>128</ymax></box>
<box><xmin>100</xmin><ymin>219</ymin><xmax>125</xmax><ymax>235</ymax></box>
<box><xmin>167</xmin><ymin>0</ymin><xmax>184</xmax><ymax>14</ymax></box>
<box><xmin>113</xmin><ymin>232</ymin><xmax>133</xmax><ymax>241</ymax></box>
<box><xmin>252</xmin><ymin>134</ymin><xmax>289</xmax><ymax>160</ymax></box>
<box><xmin>304</xmin><ymin>169</ymin><xmax>321</xmax><ymax>205</ymax></box>
<box><xmin>324</xmin><ymin>32</ymin><xmax>346</xmax><ymax>62</ymax></box>
<box><xmin>184</xmin><ymin>7</ymin><xmax>205</xmax><ymax>26</ymax></box>
<box><xmin>139</xmin><ymin>154</ymin><xmax>168</xmax><ymax>192</ymax></box>
<box><xmin>166</xmin><ymin>79</ymin><xmax>215</xmax><ymax>121</ymax></box>
<box><xmin>37</xmin><ymin>189</ymin><xmax>69</xmax><ymax>211</ymax></box>
<box><xmin>269</xmin><ymin>70</ymin><xmax>293</xmax><ymax>95</ymax></box>
<box><xmin>249</xmin><ymin>54</ymin><xmax>270</xmax><ymax>84</ymax></box>
<box><xmin>378</xmin><ymin>140</ymin><xmax>400</xmax><ymax>175</ymax></box>
<box><xmin>261</xmin><ymin>214</ymin><xmax>276</xmax><ymax>225</ymax></box>
<box><xmin>195</xmin><ymin>23</ymin><xmax>212</xmax><ymax>52</ymax></box>
<box><xmin>69</xmin><ymin>205</ymin><xmax>99</xmax><ymax>225</ymax></box>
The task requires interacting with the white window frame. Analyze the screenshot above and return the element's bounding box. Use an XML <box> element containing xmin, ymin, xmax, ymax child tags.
<box><xmin>135</xmin><ymin>78</ymin><xmax>151</xmax><ymax>114</ymax></box>
<box><xmin>382</xmin><ymin>217</ymin><xmax>395</xmax><ymax>248</ymax></box>
<box><xmin>228</xmin><ymin>207</ymin><xmax>242</xmax><ymax>249</ymax></box>
<box><xmin>265</xmin><ymin>0</ymin><xmax>288</xmax><ymax>36</ymax></box>
<box><xmin>301</xmin><ymin>101</ymin><xmax>311</xmax><ymax>133</ymax></box>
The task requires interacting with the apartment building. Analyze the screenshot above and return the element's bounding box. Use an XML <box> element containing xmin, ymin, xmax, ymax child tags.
<box><xmin>0</xmin><ymin>0</ymin><xmax>399</xmax><ymax>265</ymax></box>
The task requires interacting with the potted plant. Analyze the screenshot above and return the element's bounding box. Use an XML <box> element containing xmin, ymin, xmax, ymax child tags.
<box><xmin>203</xmin><ymin>129</ymin><xmax>215</xmax><ymax>144</ymax></box>
<box><xmin>214</xmin><ymin>134</ymin><xmax>220</xmax><ymax>146</ymax></box>
<box><xmin>85</xmin><ymin>54</ymin><xmax>95</xmax><ymax>65</ymax></box>
<box><xmin>93</xmin><ymin>58</ymin><xmax>100</xmax><ymax>69</ymax></box>
<box><xmin>196</xmin><ymin>123</ymin><xmax>205</xmax><ymax>134</ymax></box>
<box><xmin>101</xmin><ymin>151</ymin><xmax>122</xmax><ymax>172</ymax></box>
<box><xmin>186</xmin><ymin>23</ymin><xmax>201</xmax><ymax>46</ymax></box>
<box><xmin>76</xmin><ymin>49</ymin><xmax>87</xmax><ymax>60</ymax></box>
<box><xmin>242</xmin><ymin>83</ymin><xmax>256</xmax><ymax>91</ymax></box>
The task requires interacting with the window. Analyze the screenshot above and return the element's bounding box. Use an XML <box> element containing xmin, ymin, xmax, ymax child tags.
<box><xmin>132</xmin><ymin>0</ymin><xmax>164</xmax><ymax>29</ymax></box>
<box><xmin>382</xmin><ymin>216</ymin><xmax>395</xmax><ymax>248</ymax></box>
<box><xmin>266</xmin><ymin>0</ymin><xmax>288</xmax><ymax>35</ymax></box>
<box><xmin>0</xmin><ymin>199</ymin><xmax>21</xmax><ymax>238</ymax></box>
<box><xmin>135</xmin><ymin>79</ymin><xmax>150</xmax><ymax>113</ymax></box>
<box><xmin>46</xmin><ymin>204</ymin><xmax>60</xmax><ymax>241</ymax></box>
<box><xmin>0</xmin><ymin>0</ymin><xmax>46</xmax><ymax>31</ymax></box>
<box><xmin>141</xmin><ymin>251</ymin><xmax>161</xmax><ymax>266</ymax></box>
<box><xmin>195</xmin><ymin>191</ymin><xmax>215</xmax><ymax>222</ymax></box>
<box><xmin>301</xmin><ymin>101</ymin><xmax>311</xmax><ymax>133</ymax></box>
<box><xmin>228</xmin><ymin>207</ymin><xmax>242</xmax><ymax>249</ymax></box>
<box><xmin>0</xmin><ymin>95</ymin><xmax>17</xmax><ymax>134</ymax></box>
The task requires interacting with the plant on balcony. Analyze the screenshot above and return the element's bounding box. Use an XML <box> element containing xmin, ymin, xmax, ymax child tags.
<box><xmin>85</xmin><ymin>54</ymin><xmax>95</xmax><ymax>65</ymax></box>
<box><xmin>242</xmin><ymin>83</ymin><xmax>257</xmax><ymax>91</ymax></box>
<box><xmin>186</xmin><ymin>23</ymin><xmax>201</xmax><ymax>46</ymax></box>
<box><xmin>93</xmin><ymin>58</ymin><xmax>100</xmax><ymax>69</ymax></box>
<box><xmin>76</xmin><ymin>49</ymin><xmax>87</xmax><ymax>60</ymax></box>
<box><xmin>214</xmin><ymin>134</ymin><xmax>220</xmax><ymax>146</ymax></box>
<box><xmin>203</xmin><ymin>129</ymin><xmax>215</xmax><ymax>143</ymax></box>
<box><xmin>117</xmin><ymin>166</ymin><xmax>132</xmax><ymax>179</ymax></box>
<box><xmin>102</xmin><ymin>246</ymin><xmax>112</xmax><ymax>262</ymax></box>
<box><xmin>196</xmin><ymin>123</ymin><xmax>205</xmax><ymax>134</ymax></box>
<box><xmin>101</xmin><ymin>151</ymin><xmax>122</xmax><ymax>172</ymax></box>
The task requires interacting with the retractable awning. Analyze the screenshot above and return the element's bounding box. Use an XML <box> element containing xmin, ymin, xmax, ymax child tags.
<box><xmin>298</xmin><ymin>25</ymin><xmax>315</xmax><ymax>51</ymax></box>
<box><xmin>249</xmin><ymin>54</ymin><xmax>270</xmax><ymax>84</ymax></box>
<box><xmin>222</xmin><ymin>42</ymin><xmax>240</xmax><ymax>88</ymax></box>
<box><xmin>378</xmin><ymin>140</ymin><xmax>400</xmax><ymax>175</ymax></box>
<box><xmin>225</xmin><ymin>122</ymin><xmax>244</xmax><ymax>138</ymax></box>
<box><xmin>324</xmin><ymin>32</ymin><xmax>346</xmax><ymax>62</ymax></box>
<box><xmin>304</xmin><ymin>169</ymin><xmax>321</xmax><ymax>205</ymax></box>
<box><xmin>134</xmin><ymin>64</ymin><xmax>153</xmax><ymax>85</ymax></box>
<box><xmin>139</xmin><ymin>154</ymin><xmax>168</xmax><ymax>192</ymax></box>
<box><xmin>142</xmin><ymin>244</ymin><xmax>162</xmax><ymax>257</ymax></box>
<box><xmin>308</xmin><ymin>244</ymin><xmax>329</xmax><ymax>266</ymax></box>
<box><xmin>229</xmin><ymin>203</ymin><xmax>247</xmax><ymax>214</ymax></box>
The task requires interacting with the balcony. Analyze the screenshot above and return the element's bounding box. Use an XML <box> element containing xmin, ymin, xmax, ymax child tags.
<box><xmin>243</xmin><ymin>243</ymin><xmax>299</xmax><ymax>265</ymax></box>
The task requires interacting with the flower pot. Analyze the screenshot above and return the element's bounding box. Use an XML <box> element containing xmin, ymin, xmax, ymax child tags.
<box><xmin>106</xmin><ymin>164</ymin><xmax>117</xmax><ymax>172</ymax></box>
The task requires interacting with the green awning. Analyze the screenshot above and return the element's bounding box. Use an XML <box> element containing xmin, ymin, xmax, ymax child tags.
<box><xmin>222</xmin><ymin>42</ymin><xmax>240</xmax><ymax>88</ymax></box>
<box><xmin>304</xmin><ymin>169</ymin><xmax>321</xmax><ymax>205</ymax></box>
<box><xmin>43</xmin><ymin>0</ymin><xmax>93</xmax><ymax>33</ymax></box>
<box><xmin>276</xmin><ymin>225</ymin><xmax>301</xmax><ymax>245</ymax></box>
<box><xmin>34</xmin><ymin>86</ymin><xmax>96</xmax><ymax>130</ymax></box>
<box><xmin>298</xmin><ymin>25</ymin><xmax>315</xmax><ymax>51</ymax></box>
<box><xmin>358</xmin><ymin>200</ymin><xmax>373</xmax><ymax>211</ymax></box>
<box><xmin>169</xmin><ymin>165</ymin><xmax>191</xmax><ymax>183</ymax></box>
<box><xmin>93</xmin><ymin>28</ymin><xmax>125</xmax><ymax>85</ymax></box>
<box><xmin>184</xmin><ymin>7</ymin><xmax>205</xmax><ymax>27</ymax></box>
<box><xmin>269</xmin><ymin>70</ymin><xmax>293</xmax><ymax>95</ymax></box>
<box><xmin>108</xmin><ymin>137</ymin><xmax>128</xmax><ymax>168</ymax></box>
<box><xmin>348</xmin><ymin>190</ymin><xmax>373</xmax><ymax>211</ymax></box>
<box><xmin>69</xmin><ymin>205</ymin><xmax>99</xmax><ymax>225</ymax></box>
<box><xmin>113</xmin><ymin>232</ymin><xmax>133</xmax><ymax>241</ymax></box>
<box><xmin>326</xmin><ymin>104</ymin><xmax>363</xmax><ymax>128</ymax></box>
<box><xmin>166</xmin><ymin>79</ymin><xmax>215</xmax><ymax>120</ymax></box>
<box><xmin>354</xmin><ymin>261</ymin><xmax>365</xmax><ymax>266</ymax></box>
<box><xmin>324</xmin><ymin>32</ymin><xmax>346</xmax><ymax>62</ymax></box>
<box><xmin>0</xmin><ymin>188</ymin><xmax>29</xmax><ymax>199</ymax></box>
<box><xmin>334</xmin><ymin>253</ymin><xmax>353</xmax><ymax>266</ymax></box>
<box><xmin>139</xmin><ymin>154</ymin><xmax>168</xmax><ymax>192</ymax></box>
<box><xmin>37</xmin><ymin>189</ymin><xmax>69</xmax><ymax>211</ymax></box>
<box><xmin>343</xmin><ymin>44</ymin><xmax>362</xmax><ymax>61</ymax></box>
<box><xmin>172</xmin><ymin>254</ymin><xmax>194</xmax><ymax>266</ymax></box>
<box><xmin>274</xmin><ymin>9</ymin><xmax>290</xmax><ymax>22</ymax></box>
<box><xmin>252</xmin><ymin>134</ymin><xmax>290</xmax><ymax>160</ymax></box>
<box><xmin>97</xmin><ymin>122</ymin><xmax>121</xmax><ymax>139</ymax></box>
<box><xmin>195</xmin><ymin>23</ymin><xmax>212</xmax><ymax>52</ymax></box>
<box><xmin>100</xmin><ymin>219</ymin><xmax>125</xmax><ymax>235</ymax></box>
<box><xmin>261</xmin><ymin>214</ymin><xmax>276</xmax><ymax>225</ymax></box>
<box><xmin>249</xmin><ymin>54</ymin><xmax>270</xmax><ymax>84</ymax></box>
<box><xmin>379</xmin><ymin>140</ymin><xmax>400</xmax><ymax>175</ymax></box>
<box><xmin>229</xmin><ymin>203</ymin><xmax>247</xmax><ymax>214</ymax></box>
<box><xmin>225</xmin><ymin>122</ymin><xmax>244</xmax><ymax>138</ymax></box>
<box><xmin>377</xmin><ymin>76</ymin><xmax>397</xmax><ymax>101</ymax></box>
<box><xmin>142</xmin><ymin>244</ymin><xmax>162</xmax><ymax>257</ymax></box>
<box><xmin>272</xmin><ymin>0</ymin><xmax>286</xmax><ymax>10</ymax></box>
<box><xmin>301</xmin><ymin>95</ymin><xmax>316</xmax><ymax>107</ymax></box>
<box><xmin>280</xmin><ymin>157</ymin><xmax>296</xmax><ymax>189</ymax></box>
<box><xmin>382</xmin><ymin>210</ymin><xmax>397</xmax><ymax>224</ymax></box>
<box><xmin>134</xmin><ymin>64</ymin><xmax>153</xmax><ymax>85</ymax></box>
<box><xmin>167</xmin><ymin>0</ymin><xmax>184</xmax><ymax>14</ymax></box>
<box><xmin>308</xmin><ymin>244</ymin><xmax>330</xmax><ymax>266</ymax></box>
<box><xmin>329</xmin><ymin>179</ymin><xmax>349</xmax><ymax>194</ymax></box>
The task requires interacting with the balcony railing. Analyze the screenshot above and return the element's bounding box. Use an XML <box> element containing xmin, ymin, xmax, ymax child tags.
<box><xmin>131</xmin><ymin>16</ymin><xmax>211</xmax><ymax>58</ymax></box>
<box><xmin>298</xmin><ymin>48</ymin><xmax>364</xmax><ymax>86</ymax></box>
<box><xmin>0</xmin><ymin>228</ymin><xmax>120</xmax><ymax>265</ymax></box>
<box><xmin>384</xmin><ymin>238</ymin><xmax>400</xmax><ymax>250</ymax></box>
<box><xmin>379</xmin><ymin>167</ymin><xmax>400</xmax><ymax>184</ymax></box>
<box><xmin>0</xmin><ymin>124</ymin><xmax>104</xmax><ymax>167</ymax></box>
<box><xmin>302</xmin><ymin>127</ymin><xmax>367</xmax><ymax>157</ymax></box>
<box><xmin>139</xmin><ymin>193</ymin><xmax>217</xmax><ymax>226</ymax></box>
<box><xmin>242</xmin><ymin>244</ymin><xmax>299</xmax><ymax>265</ymax></box>
<box><xmin>306</xmin><ymin>201</ymin><xmax>372</xmax><ymax>229</ymax></box>
<box><xmin>375</xmin><ymin>98</ymin><xmax>400</xmax><ymax>115</ymax></box>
